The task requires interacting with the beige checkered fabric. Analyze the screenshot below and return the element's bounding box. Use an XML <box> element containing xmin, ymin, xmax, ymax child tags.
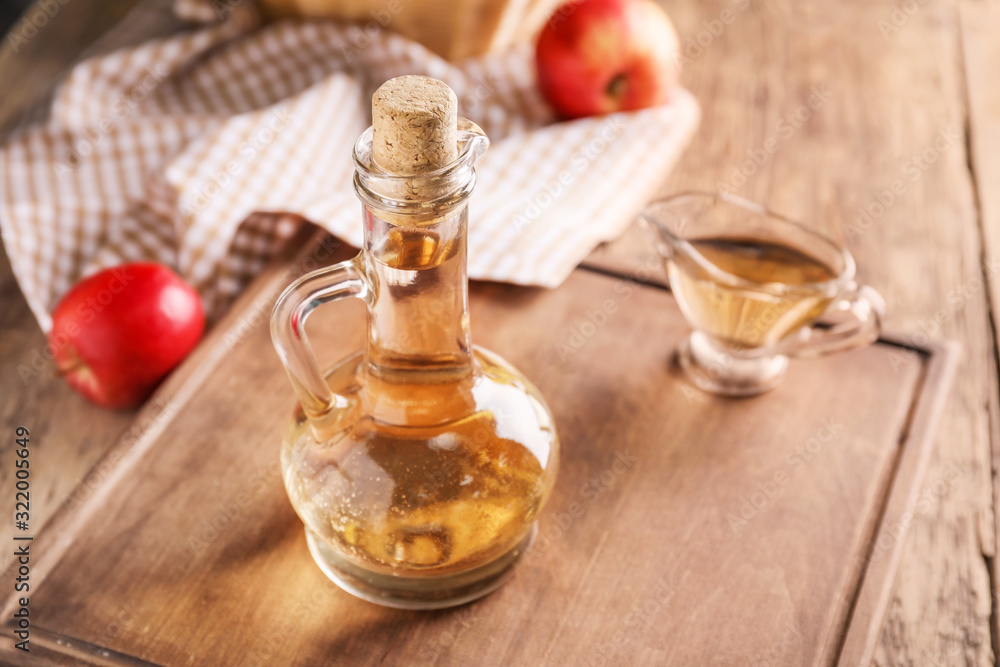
<box><xmin>0</xmin><ymin>2</ymin><xmax>699</xmax><ymax>330</ymax></box>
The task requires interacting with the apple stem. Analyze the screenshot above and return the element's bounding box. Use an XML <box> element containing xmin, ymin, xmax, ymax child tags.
<box><xmin>607</xmin><ymin>74</ymin><xmax>628</xmax><ymax>100</ymax></box>
<box><xmin>56</xmin><ymin>360</ymin><xmax>85</xmax><ymax>378</ymax></box>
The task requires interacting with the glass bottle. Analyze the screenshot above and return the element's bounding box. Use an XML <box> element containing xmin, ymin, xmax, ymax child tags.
<box><xmin>270</xmin><ymin>93</ymin><xmax>559</xmax><ymax>609</ymax></box>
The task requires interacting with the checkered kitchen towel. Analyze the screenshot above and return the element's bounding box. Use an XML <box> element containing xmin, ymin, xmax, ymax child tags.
<box><xmin>0</xmin><ymin>0</ymin><xmax>699</xmax><ymax>329</ymax></box>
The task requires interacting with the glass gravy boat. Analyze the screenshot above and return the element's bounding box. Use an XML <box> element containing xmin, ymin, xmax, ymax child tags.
<box><xmin>641</xmin><ymin>191</ymin><xmax>885</xmax><ymax>396</ymax></box>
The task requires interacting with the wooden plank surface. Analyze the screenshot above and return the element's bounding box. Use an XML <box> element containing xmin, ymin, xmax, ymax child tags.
<box><xmin>0</xmin><ymin>236</ymin><xmax>135</xmax><ymax>590</ymax></box>
<box><xmin>585</xmin><ymin>0</ymin><xmax>1000</xmax><ymax>663</ymax></box>
<box><xmin>959</xmin><ymin>1</ymin><xmax>1000</xmax><ymax>658</ymax></box>
<box><xmin>0</xmin><ymin>0</ymin><xmax>993</xmax><ymax>663</ymax></box>
<box><xmin>837</xmin><ymin>337</ymin><xmax>960</xmax><ymax>666</ymax></box>
<box><xmin>0</xmin><ymin>233</ymin><xmax>950</xmax><ymax>665</ymax></box>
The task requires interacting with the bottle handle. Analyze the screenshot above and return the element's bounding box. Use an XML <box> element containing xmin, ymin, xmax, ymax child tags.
<box><xmin>271</xmin><ymin>252</ymin><xmax>372</xmax><ymax>427</ymax></box>
<box><xmin>780</xmin><ymin>283</ymin><xmax>885</xmax><ymax>358</ymax></box>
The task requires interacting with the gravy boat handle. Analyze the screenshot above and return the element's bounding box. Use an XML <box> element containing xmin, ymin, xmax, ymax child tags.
<box><xmin>777</xmin><ymin>283</ymin><xmax>885</xmax><ymax>358</ymax></box>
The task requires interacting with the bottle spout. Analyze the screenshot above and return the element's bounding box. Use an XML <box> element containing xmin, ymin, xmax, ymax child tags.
<box><xmin>638</xmin><ymin>200</ymin><xmax>688</xmax><ymax>261</ymax></box>
<box><xmin>640</xmin><ymin>191</ymin><xmax>764</xmax><ymax>264</ymax></box>
<box><xmin>457</xmin><ymin>118</ymin><xmax>489</xmax><ymax>162</ymax></box>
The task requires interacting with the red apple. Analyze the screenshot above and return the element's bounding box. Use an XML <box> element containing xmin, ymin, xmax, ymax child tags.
<box><xmin>48</xmin><ymin>263</ymin><xmax>205</xmax><ymax>409</ymax></box>
<box><xmin>535</xmin><ymin>0</ymin><xmax>681</xmax><ymax>119</ymax></box>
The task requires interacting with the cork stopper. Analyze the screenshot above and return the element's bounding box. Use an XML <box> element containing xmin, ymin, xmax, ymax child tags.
<box><xmin>372</xmin><ymin>76</ymin><xmax>458</xmax><ymax>176</ymax></box>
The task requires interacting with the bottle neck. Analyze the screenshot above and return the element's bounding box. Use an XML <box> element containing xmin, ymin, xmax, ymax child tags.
<box><xmin>362</xmin><ymin>201</ymin><xmax>474</xmax><ymax>381</ymax></box>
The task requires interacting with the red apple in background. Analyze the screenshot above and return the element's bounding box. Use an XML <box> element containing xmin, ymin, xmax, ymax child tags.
<box><xmin>48</xmin><ymin>263</ymin><xmax>205</xmax><ymax>409</ymax></box>
<box><xmin>535</xmin><ymin>0</ymin><xmax>681</xmax><ymax>119</ymax></box>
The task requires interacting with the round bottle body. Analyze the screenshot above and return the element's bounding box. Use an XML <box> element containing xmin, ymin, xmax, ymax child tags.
<box><xmin>281</xmin><ymin>347</ymin><xmax>559</xmax><ymax>608</ymax></box>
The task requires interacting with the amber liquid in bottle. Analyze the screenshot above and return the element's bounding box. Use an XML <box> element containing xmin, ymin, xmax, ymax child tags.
<box><xmin>281</xmin><ymin>228</ymin><xmax>557</xmax><ymax>589</ymax></box>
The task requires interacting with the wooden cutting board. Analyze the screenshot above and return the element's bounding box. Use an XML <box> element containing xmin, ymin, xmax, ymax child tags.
<box><xmin>0</xmin><ymin>230</ymin><xmax>956</xmax><ymax>667</ymax></box>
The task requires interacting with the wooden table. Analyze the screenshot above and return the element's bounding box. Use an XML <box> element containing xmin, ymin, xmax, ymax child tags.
<box><xmin>0</xmin><ymin>0</ymin><xmax>997</xmax><ymax>664</ymax></box>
